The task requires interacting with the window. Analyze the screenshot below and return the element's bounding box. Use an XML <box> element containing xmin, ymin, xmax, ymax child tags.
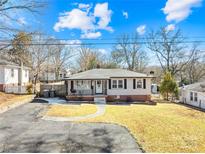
<box><xmin>137</xmin><ymin>80</ymin><xmax>142</xmax><ymax>88</ymax></box>
<box><xmin>118</xmin><ymin>80</ymin><xmax>123</xmax><ymax>88</ymax></box>
<box><xmin>59</xmin><ymin>74</ymin><xmax>62</xmax><ymax>78</ymax></box>
<box><xmin>194</xmin><ymin>93</ymin><xmax>198</xmax><ymax>102</ymax></box>
<box><xmin>25</xmin><ymin>70</ymin><xmax>28</xmax><ymax>78</ymax></box>
<box><xmin>11</xmin><ymin>69</ymin><xmax>14</xmax><ymax>77</ymax></box>
<box><xmin>112</xmin><ymin>80</ymin><xmax>117</xmax><ymax>88</ymax></box>
<box><xmin>190</xmin><ymin>92</ymin><xmax>193</xmax><ymax>101</ymax></box>
<box><xmin>75</xmin><ymin>80</ymin><xmax>90</xmax><ymax>89</ymax></box>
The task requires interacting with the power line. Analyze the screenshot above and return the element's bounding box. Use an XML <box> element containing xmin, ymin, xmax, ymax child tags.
<box><xmin>1</xmin><ymin>36</ymin><xmax>205</xmax><ymax>42</ymax></box>
<box><xmin>1</xmin><ymin>41</ymin><xmax>205</xmax><ymax>46</ymax></box>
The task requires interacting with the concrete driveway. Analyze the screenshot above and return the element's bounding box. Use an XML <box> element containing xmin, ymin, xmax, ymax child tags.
<box><xmin>0</xmin><ymin>103</ymin><xmax>142</xmax><ymax>153</ymax></box>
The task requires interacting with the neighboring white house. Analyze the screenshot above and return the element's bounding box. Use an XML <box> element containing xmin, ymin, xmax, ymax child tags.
<box><xmin>39</xmin><ymin>68</ymin><xmax>71</xmax><ymax>82</ymax></box>
<box><xmin>65</xmin><ymin>68</ymin><xmax>153</xmax><ymax>102</ymax></box>
<box><xmin>180</xmin><ymin>82</ymin><xmax>205</xmax><ymax>109</ymax></box>
<box><xmin>0</xmin><ymin>59</ymin><xmax>30</xmax><ymax>93</ymax></box>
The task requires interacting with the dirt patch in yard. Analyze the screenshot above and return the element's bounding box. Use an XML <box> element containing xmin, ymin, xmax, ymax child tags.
<box><xmin>0</xmin><ymin>92</ymin><xmax>33</xmax><ymax>110</ymax></box>
<box><xmin>0</xmin><ymin>92</ymin><xmax>17</xmax><ymax>103</ymax></box>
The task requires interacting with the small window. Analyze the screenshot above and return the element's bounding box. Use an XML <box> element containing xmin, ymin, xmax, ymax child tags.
<box><xmin>76</xmin><ymin>81</ymin><xmax>80</xmax><ymax>87</ymax></box>
<box><xmin>25</xmin><ymin>70</ymin><xmax>27</xmax><ymax>77</ymax></box>
<box><xmin>190</xmin><ymin>92</ymin><xmax>193</xmax><ymax>101</ymax></box>
<box><xmin>112</xmin><ymin>80</ymin><xmax>117</xmax><ymax>88</ymax></box>
<box><xmin>11</xmin><ymin>69</ymin><xmax>14</xmax><ymax>77</ymax></box>
<box><xmin>118</xmin><ymin>80</ymin><xmax>123</xmax><ymax>88</ymax></box>
<box><xmin>60</xmin><ymin>74</ymin><xmax>62</xmax><ymax>78</ymax></box>
<box><xmin>137</xmin><ymin>80</ymin><xmax>142</xmax><ymax>88</ymax></box>
<box><xmin>194</xmin><ymin>93</ymin><xmax>198</xmax><ymax>102</ymax></box>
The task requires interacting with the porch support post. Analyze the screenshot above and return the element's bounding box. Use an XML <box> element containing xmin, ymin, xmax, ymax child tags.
<box><xmin>91</xmin><ymin>80</ymin><xmax>93</xmax><ymax>95</ymax></box>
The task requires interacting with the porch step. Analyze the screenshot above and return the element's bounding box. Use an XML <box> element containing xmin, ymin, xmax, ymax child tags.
<box><xmin>94</xmin><ymin>96</ymin><xmax>106</xmax><ymax>104</ymax></box>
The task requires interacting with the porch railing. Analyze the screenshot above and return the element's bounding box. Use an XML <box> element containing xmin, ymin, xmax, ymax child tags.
<box><xmin>69</xmin><ymin>89</ymin><xmax>107</xmax><ymax>95</ymax></box>
<box><xmin>74</xmin><ymin>89</ymin><xmax>93</xmax><ymax>95</ymax></box>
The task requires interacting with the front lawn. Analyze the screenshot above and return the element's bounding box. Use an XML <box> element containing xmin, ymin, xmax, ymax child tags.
<box><xmin>46</xmin><ymin>104</ymin><xmax>97</xmax><ymax>117</ymax></box>
<box><xmin>46</xmin><ymin>102</ymin><xmax>205</xmax><ymax>153</ymax></box>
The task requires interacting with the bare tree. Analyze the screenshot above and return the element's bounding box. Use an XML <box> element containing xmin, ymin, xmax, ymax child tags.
<box><xmin>51</xmin><ymin>40</ymin><xmax>74</xmax><ymax>80</ymax></box>
<box><xmin>111</xmin><ymin>34</ymin><xmax>148</xmax><ymax>72</ymax></box>
<box><xmin>0</xmin><ymin>0</ymin><xmax>45</xmax><ymax>34</ymax></box>
<box><xmin>0</xmin><ymin>0</ymin><xmax>46</xmax><ymax>51</ymax></box>
<box><xmin>181</xmin><ymin>50</ymin><xmax>205</xmax><ymax>84</ymax></box>
<box><xmin>29</xmin><ymin>34</ymin><xmax>52</xmax><ymax>90</ymax></box>
<box><xmin>147</xmin><ymin>27</ymin><xmax>196</xmax><ymax>76</ymax></box>
<box><xmin>77</xmin><ymin>45</ymin><xmax>106</xmax><ymax>71</ymax></box>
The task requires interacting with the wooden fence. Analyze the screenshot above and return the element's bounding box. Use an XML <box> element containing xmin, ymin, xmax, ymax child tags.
<box><xmin>40</xmin><ymin>83</ymin><xmax>67</xmax><ymax>97</ymax></box>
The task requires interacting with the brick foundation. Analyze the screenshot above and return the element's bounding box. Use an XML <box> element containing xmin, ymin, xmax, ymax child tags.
<box><xmin>106</xmin><ymin>95</ymin><xmax>151</xmax><ymax>102</ymax></box>
<box><xmin>66</xmin><ymin>96</ymin><xmax>94</xmax><ymax>101</ymax></box>
<box><xmin>66</xmin><ymin>95</ymin><xmax>151</xmax><ymax>102</ymax></box>
<box><xmin>0</xmin><ymin>84</ymin><xmax>5</xmax><ymax>92</ymax></box>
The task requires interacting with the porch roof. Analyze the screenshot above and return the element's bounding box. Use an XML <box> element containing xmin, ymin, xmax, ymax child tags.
<box><xmin>65</xmin><ymin>69</ymin><xmax>153</xmax><ymax>80</ymax></box>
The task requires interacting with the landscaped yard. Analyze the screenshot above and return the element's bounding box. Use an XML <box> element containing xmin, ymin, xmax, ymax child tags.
<box><xmin>46</xmin><ymin>102</ymin><xmax>205</xmax><ymax>153</ymax></box>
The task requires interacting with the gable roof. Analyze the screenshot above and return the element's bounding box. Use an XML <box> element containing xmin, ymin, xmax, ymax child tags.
<box><xmin>183</xmin><ymin>81</ymin><xmax>205</xmax><ymax>92</ymax></box>
<box><xmin>65</xmin><ymin>69</ymin><xmax>152</xmax><ymax>80</ymax></box>
<box><xmin>0</xmin><ymin>59</ymin><xmax>31</xmax><ymax>70</ymax></box>
<box><xmin>0</xmin><ymin>59</ymin><xmax>18</xmax><ymax>66</ymax></box>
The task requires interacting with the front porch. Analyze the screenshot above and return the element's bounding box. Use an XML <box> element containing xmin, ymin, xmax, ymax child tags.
<box><xmin>66</xmin><ymin>79</ymin><xmax>108</xmax><ymax>103</ymax></box>
<box><xmin>68</xmin><ymin>80</ymin><xmax>108</xmax><ymax>96</ymax></box>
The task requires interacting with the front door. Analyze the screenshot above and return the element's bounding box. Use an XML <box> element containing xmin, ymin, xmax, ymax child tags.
<box><xmin>96</xmin><ymin>80</ymin><xmax>103</xmax><ymax>94</ymax></box>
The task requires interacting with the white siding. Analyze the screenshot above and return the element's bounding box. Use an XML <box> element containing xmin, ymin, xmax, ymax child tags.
<box><xmin>0</xmin><ymin>66</ymin><xmax>29</xmax><ymax>85</ymax></box>
<box><xmin>181</xmin><ymin>89</ymin><xmax>205</xmax><ymax>109</ymax></box>
<box><xmin>22</xmin><ymin>69</ymin><xmax>29</xmax><ymax>84</ymax></box>
<box><xmin>4</xmin><ymin>67</ymin><xmax>18</xmax><ymax>84</ymax></box>
<box><xmin>107</xmin><ymin>78</ymin><xmax>151</xmax><ymax>95</ymax></box>
<box><xmin>0</xmin><ymin>66</ymin><xmax>4</xmax><ymax>83</ymax></box>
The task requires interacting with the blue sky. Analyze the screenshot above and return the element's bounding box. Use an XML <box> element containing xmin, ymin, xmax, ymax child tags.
<box><xmin>34</xmin><ymin>0</ymin><xmax>205</xmax><ymax>39</ymax></box>
<box><xmin>27</xmin><ymin>0</ymin><xmax>205</xmax><ymax>64</ymax></box>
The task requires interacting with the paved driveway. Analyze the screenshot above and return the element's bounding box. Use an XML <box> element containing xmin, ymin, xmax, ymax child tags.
<box><xmin>0</xmin><ymin>103</ymin><xmax>142</xmax><ymax>153</ymax></box>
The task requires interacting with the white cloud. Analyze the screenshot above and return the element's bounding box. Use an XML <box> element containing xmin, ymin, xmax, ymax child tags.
<box><xmin>54</xmin><ymin>2</ymin><xmax>113</xmax><ymax>38</ymax></box>
<box><xmin>18</xmin><ymin>17</ymin><xmax>27</xmax><ymax>25</ymax></box>
<box><xmin>136</xmin><ymin>25</ymin><xmax>146</xmax><ymax>35</ymax></box>
<box><xmin>122</xmin><ymin>11</ymin><xmax>128</xmax><ymax>19</ymax></box>
<box><xmin>65</xmin><ymin>39</ymin><xmax>82</xmax><ymax>45</ymax></box>
<box><xmin>61</xmin><ymin>39</ymin><xmax>82</xmax><ymax>48</ymax></box>
<box><xmin>54</xmin><ymin>9</ymin><xmax>94</xmax><ymax>32</ymax></box>
<box><xmin>98</xmin><ymin>49</ymin><xmax>107</xmax><ymax>54</ymax></box>
<box><xmin>78</xmin><ymin>3</ymin><xmax>90</xmax><ymax>9</ymax></box>
<box><xmin>162</xmin><ymin>0</ymin><xmax>202</xmax><ymax>23</ymax></box>
<box><xmin>81</xmin><ymin>31</ymin><xmax>102</xmax><ymax>39</ymax></box>
<box><xmin>165</xmin><ymin>24</ymin><xmax>176</xmax><ymax>31</ymax></box>
<box><xmin>94</xmin><ymin>2</ymin><xmax>113</xmax><ymax>32</ymax></box>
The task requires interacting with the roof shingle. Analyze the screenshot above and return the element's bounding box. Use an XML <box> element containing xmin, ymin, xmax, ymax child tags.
<box><xmin>66</xmin><ymin>69</ymin><xmax>152</xmax><ymax>80</ymax></box>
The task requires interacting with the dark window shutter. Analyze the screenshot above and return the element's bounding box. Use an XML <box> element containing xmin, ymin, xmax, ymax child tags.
<box><xmin>124</xmin><ymin>79</ymin><xmax>127</xmax><ymax>89</ymax></box>
<box><xmin>109</xmin><ymin>79</ymin><xmax>111</xmax><ymax>89</ymax></box>
<box><xmin>143</xmin><ymin>79</ymin><xmax>146</xmax><ymax>89</ymax></box>
<box><xmin>133</xmin><ymin>79</ymin><xmax>136</xmax><ymax>89</ymax></box>
<box><xmin>71</xmin><ymin>80</ymin><xmax>74</xmax><ymax>90</ymax></box>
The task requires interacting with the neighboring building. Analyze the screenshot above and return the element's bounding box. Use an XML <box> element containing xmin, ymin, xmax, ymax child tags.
<box><xmin>151</xmin><ymin>84</ymin><xmax>159</xmax><ymax>94</ymax></box>
<box><xmin>0</xmin><ymin>59</ymin><xmax>30</xmax><ymax>93</ymax></box>
<box><xmin>180</xmin><ymin>82</ymin><xmax>205</xmax><ymax>109</ymax></box>
<box><xmin>65</xmin><ymin>69</ymin><xmax>153</xmax><ymax>102</ymax></box>
<box><xmin>39</xmin><ymin>67</ymin><xmax>71</xmax><ymax>82</ymax></box>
